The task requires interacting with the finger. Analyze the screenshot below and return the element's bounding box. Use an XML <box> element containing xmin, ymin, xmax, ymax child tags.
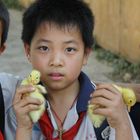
<box><xmin>15</xmin><ymin>96</ymin><xmax>43</xmax><ymax>108</ymax></box>
<box><xmin>13</xmin><ymin>85</ymin><xmax>35</xmax><ymax>104</ymax></box>
<box><xmin>13</xmin><ymin>97</ymin><xmax>43</xmax><ymax>115</ymax></box>
<box><xmin>90</xmin><ymin>84</ymin><xmax>119</xmax><ymax>99</ymax></box>
<box><xmin>93</xmin><ymin>107</ymin><xmax>111</xmax><ymax>117</ymax></box>
<box><xmin>91</xmin><ymin>88</ymin><xmax>123</xmax><ymax>106</ymax></box>
<box><xmin>90</xmin><ymin>96</ymin><xmax>112</xmax><ymax>107</ymax></box>
<box><xmin>15</xmin><ymin>104</ymin><xmax>40</xmax><ymax>116</ymax></box>
<box><xmin>92</xmin><ymin>88</ymin><xmax>116</xmax><ymax>101</ymax></box>
<box><xmin>95</xmin><ymin>82</ymin><xmax>103</xmax><ymax>86</ymax></box>
<box><xmin>96</xmin><ymin>83</ymin><xmax>120</xmax><ymax>95</ymax></box>
<box><xmin>22</xmin><ymin>104</ymin><xmax>41</xmax><ymax>114</ymax></box>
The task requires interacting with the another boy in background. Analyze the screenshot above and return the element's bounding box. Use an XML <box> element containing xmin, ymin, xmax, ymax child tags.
<box><xmin>0</xmin><ymin>1</ymin><xmax>22</xmax><ymax>140</ymax></box>
<box><xmin>0</xmin><ymin>1</ymin><xmax>9</xmax><ymax>139</ymax></box>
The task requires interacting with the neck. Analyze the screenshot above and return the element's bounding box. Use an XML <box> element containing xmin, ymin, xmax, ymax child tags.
<box><xmin>46</xmin><ymin>81</ymin><xmax>80</xmax><ymax>129</ymax></box>
<box><xmin>47</xmin><ymin>80</ymin><xmax>80</xmax><ymax>105</ymax></box>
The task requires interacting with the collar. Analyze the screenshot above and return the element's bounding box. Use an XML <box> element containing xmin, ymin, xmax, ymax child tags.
<box><xmin>76</xmin><ymin>71</ymin><xmax>96</xmax><ymax>113</ymax></box>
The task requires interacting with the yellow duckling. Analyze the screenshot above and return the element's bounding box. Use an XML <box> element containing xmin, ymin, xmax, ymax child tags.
<box><xmin>88</xmin><ymin>104</ymin><xmax>105</xmax><ymax>128</ymax></box>
<box><xmin>88</xmin><ymin>84</ymin><xmax>136</xmax><ymax>128</ymax></box>
<box><xmin>113</xmin><ymin>84</ymin><xmax>136</xmax><ymax>112</ymax></box>
<box><xmin>21</xmin><ymin>70</ymin><xmax>47</xmax><ymax>123</ymax></box>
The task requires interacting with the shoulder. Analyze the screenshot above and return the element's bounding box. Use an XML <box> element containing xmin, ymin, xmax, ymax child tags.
<box><xmin>0</xmin><ymin>73</ymin><xmax>22</xmax><ymax>90</ymax></box>
<box><xmin>0</xmin><ymin>72</ymin><xmax>21</xmax><ymax>83</ymax></box>
<box><xmin>0</xmin><ymin>73</ymin><xmax>22</xmax><ymax>111</ymax></box>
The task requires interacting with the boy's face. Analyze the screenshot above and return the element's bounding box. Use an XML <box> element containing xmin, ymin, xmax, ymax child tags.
<box><xmin>24</xmin><ymin>23</ymin><xmax>91</xmax><ymax>91</ymax></box>
<box><xmin>0</xmin><ymin>20</ymin><xmax>6</xmax><ymax>54</ymax></box>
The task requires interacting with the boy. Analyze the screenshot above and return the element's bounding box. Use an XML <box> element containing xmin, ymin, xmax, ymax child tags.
<box><xmin>10</xmin><ymin>0</ymin><xmax>138</xmax><ymax>140</ymax></box>
<box><xmin>0</xmin><ymin>1</ymin><xmax>9</xmax><ymax>139</ymax></box>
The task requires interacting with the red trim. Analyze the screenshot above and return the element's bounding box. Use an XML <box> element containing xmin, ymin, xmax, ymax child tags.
<box><xmin>39</xmin><ymin>111</ymin><xmax>85</xmax><ymax>140</ymax></box>
<box><xmin>0</xmin><ymin>131</ymin><xmax>4</xmax><ymax>140</ymax></box>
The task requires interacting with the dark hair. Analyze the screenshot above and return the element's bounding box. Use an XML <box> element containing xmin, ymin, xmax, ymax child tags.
<box><xmin>0</xmin><ymin>0</ymin><xmax>9</xmax><ymax>46</ymax></box>
<box><xmin>22</xmin><ymin>0</ymin><xmax>94</xmax><ymax>48</ymax></box>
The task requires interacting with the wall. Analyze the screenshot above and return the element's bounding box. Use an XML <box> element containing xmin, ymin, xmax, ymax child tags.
<box><xmin>85</xmin><ymin>0</ymin><xmax>140</xmax><ymax>63</ymax></box>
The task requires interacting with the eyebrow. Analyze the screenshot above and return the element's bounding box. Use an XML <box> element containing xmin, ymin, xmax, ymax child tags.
<box><xmin>63</xmin><ymin>40</ymin><xmax>78</xmax><ymax>45</ymax></box>
<box><xmin>36</xmin><ymin>39</ymin><xmax>78</xmax><ymax>45</ymax></box>
<box><xmin>36</xmin><ymin>39</ymin><xmax>51</xmax><ymax>44</ymax></box>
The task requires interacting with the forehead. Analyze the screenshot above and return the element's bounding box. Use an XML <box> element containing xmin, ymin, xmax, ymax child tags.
<box><xmin>36</xmin><ymin>22</ymin><xmax>81</xmax><ymax>35</ymax></box>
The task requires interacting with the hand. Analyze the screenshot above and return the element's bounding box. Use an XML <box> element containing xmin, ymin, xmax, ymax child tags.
<box><xmin>89</xmin><ymin>83</ymin><xmax>129</xmax><ymax>129</ymax></box>
<box><xmin>13</xmin><ymin>85</ymin><xmax>42</xmax><ymax>130</ymax></box>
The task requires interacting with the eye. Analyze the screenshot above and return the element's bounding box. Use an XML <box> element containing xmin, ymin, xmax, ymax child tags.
<box><xmin>65</xmin><ymin>47</ymin><xmax>76</xmax><ymax>54</ymax></box>
<box><xmin>38</xmin><ymin>46</ymin><xmax>49</xmax><ymax>51</ymax></box>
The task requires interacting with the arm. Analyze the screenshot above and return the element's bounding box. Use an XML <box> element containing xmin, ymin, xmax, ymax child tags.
<box><xmin>16</xmin><ymin>128</ymin><xmax>32</xmax><ymax>140</ymax></box>
<box><xmin>90</xmin><ymin>84</ymin><xmax>134</xmax><ymax>140</ymax></box>
<box><xmin>13</xmin><ymin>85</ymin><xmax>42</xmax><ymax>140</ymax></box>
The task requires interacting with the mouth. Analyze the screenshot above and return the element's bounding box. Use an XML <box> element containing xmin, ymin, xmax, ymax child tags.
<box><xmin>48</xmin><ymin>72</ymin><xmax>64</xmax><ymax>80</ymax></box>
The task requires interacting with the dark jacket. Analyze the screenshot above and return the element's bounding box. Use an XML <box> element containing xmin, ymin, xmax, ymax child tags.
<box><xmin>129</xmin><ymin>102</ymin><xmax>140</xmax><ymax>138</ymax></box>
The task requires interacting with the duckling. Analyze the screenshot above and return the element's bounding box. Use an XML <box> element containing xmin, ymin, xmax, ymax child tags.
<box><xmin>21</xmin><ymin>70</ymin><xmax>47</xmax><ymax>123</ymax></box>
<box><xmin>88</xmin><ymin>84</ymin><xmax>136</xmax><ymax>128</ymax></box>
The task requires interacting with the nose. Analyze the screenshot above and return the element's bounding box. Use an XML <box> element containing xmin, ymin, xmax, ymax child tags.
<box><xmin>49</xmin><ymin>52</ymin><xmax>63</xmax><ymax>67</ymax></box>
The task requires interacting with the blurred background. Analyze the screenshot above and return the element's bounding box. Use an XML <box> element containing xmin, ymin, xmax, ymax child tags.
<box><xmin>0</xmin><ymin>0</ymin><xmax>140</xmax><ymax>83</ymax></box>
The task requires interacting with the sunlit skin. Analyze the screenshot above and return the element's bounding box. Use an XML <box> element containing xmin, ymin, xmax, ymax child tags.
<box><xmin>24</xmin><ymin>23</ymin><xmax>91</xmax><ymax>98</ymax></box>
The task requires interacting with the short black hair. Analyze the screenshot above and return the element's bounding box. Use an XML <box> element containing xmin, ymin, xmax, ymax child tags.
<box><xmin>22</xmin><ymin>0</ymin><xmax>94</xmax><ymax>48</ymax></box>
<box><xmin>0</xmin><ymin>0</ymin><xmax>9</xmax><ymax>46</ymax></box>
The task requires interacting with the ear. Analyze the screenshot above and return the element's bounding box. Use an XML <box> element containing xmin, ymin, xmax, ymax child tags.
<box><xmin>0</xmin><ymin>43</ymin><xmax>6</xmax><ymax>55</ymax></box>
<box><xmin>85</xmin><ymin>47</ymin><xmax>92</xmax><ymax>56</ymax></box>
<box><xmin>24</xmin><ymin>43</ymin><xmax>31</xmax><ymax>61</ymax></box>
<box><xmin>83</xmin><ymin>48</ymin><xmax>92</xmax><ymax>65</ymax></box>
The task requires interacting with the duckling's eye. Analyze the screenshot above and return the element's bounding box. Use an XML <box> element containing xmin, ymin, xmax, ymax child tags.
<box><xmin>129</xmin><ymin>100</ymin><xmax>132</xmax><ymax>103</ymax></box>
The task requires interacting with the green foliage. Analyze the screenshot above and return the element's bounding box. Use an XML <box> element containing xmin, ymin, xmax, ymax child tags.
<box><xmin>95</xmin><ymin>46</ymin><xmax>140</xmax><ymax>83</ymax></box>
<box><xmin>4</xmin><ymin>0</ymin><xmax>21</xmax><ymax>9</ymax></box>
